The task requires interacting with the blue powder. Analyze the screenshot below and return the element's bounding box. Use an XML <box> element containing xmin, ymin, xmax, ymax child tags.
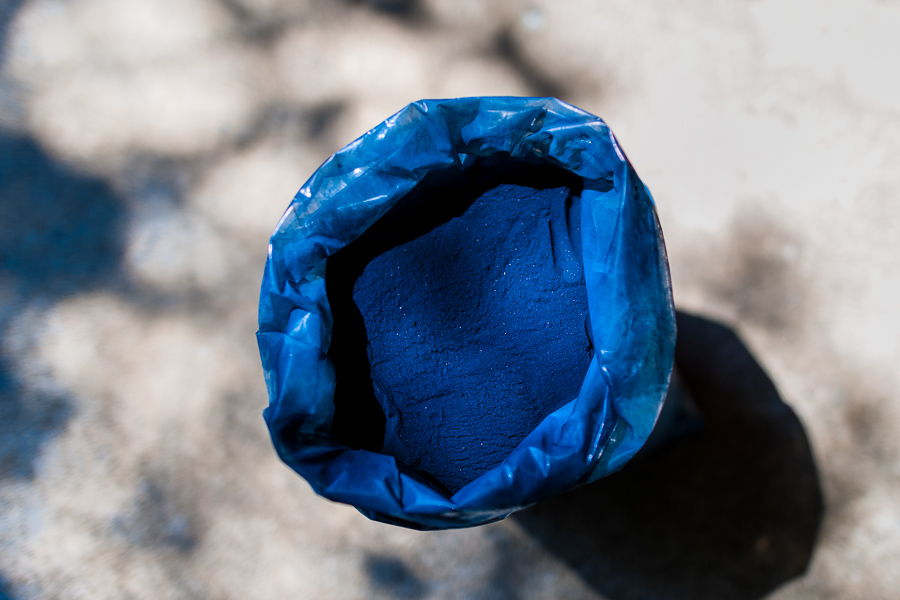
<box><xmin>326</xmin><ymin>162</ymin><xmax>592</xmax><ymax>494</ymax></box>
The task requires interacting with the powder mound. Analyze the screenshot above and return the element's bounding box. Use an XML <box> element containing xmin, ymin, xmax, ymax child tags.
<box><xmin>346</xmin><ymin>183</ymin><xmax>592</xmax><ymax>494</ymax></box>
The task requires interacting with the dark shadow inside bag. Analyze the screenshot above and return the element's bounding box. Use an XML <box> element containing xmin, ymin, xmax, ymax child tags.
<box><xmin>326</xmin><ymin>153</ymin><xmax>607</xmax><ymax>493</ymax></box>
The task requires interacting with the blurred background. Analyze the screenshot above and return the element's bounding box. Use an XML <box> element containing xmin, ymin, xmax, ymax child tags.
<box><xmin>1</xmin><ymin>0</ymin><xmax>898</xmax><ymax>598</ymax></box>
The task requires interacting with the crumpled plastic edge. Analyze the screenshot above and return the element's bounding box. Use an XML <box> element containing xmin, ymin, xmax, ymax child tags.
<box><xmin>257</xmin><ymin>96</ymin><xmax>676</xmax><ymax>530</ymax></box>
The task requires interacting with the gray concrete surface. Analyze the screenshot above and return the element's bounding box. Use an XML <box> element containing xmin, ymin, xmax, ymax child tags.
<box><xmin>1</xmin><ymin>0</ymin><xmax>898</xmax><ymax>598</ymax></box>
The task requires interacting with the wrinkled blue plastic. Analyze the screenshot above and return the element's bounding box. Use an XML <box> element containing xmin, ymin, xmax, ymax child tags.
<box><xmin>258</xmin><ymin>97</ymin><xmax>676</xmax><ymax>530</ymax></box>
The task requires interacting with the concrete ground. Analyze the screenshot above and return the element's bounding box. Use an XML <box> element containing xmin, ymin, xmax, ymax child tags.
<box><xmin>1</xmin><ymin>0</ymin><xmax>898</xmax><ymax>598</ymax></box>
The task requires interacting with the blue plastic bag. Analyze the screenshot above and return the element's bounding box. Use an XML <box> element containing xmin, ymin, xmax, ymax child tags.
<box><xmin>257</xmin><ymin>97</ymin><xmax>676</xmax><ymax>529</ymax></box>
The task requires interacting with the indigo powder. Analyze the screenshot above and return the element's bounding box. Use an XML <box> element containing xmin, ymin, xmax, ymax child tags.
<box><xmin>327</xmin><ymin>165</ymin><xmax>593</xmax><ymax>494</ymax></box>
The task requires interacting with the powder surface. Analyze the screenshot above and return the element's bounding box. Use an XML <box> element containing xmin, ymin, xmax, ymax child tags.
<box><xmin>327</xmin><ymin>174</ymin><xmax>592</xmax><ymax>494</ymax></box>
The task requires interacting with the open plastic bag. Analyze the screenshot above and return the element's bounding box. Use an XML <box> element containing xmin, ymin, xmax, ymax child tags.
<box><xmin>257</xmin><ymin>97</ymin><xmax>676</xmax><ymax>530</ymax></box>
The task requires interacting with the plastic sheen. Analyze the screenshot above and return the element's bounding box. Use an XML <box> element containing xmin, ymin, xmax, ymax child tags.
<box><xmin>257</xmin><ymin>97</ymin><xmax>676</xmax><ymax>530</ymax></box>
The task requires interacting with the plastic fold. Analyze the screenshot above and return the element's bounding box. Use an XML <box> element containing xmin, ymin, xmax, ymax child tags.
<box><xmin>257</xmin><ymin>96</ymin><xmax>676</xmax><ymax>530</ymax></box>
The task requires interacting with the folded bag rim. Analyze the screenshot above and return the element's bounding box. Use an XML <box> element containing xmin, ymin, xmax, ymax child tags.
<box><xmin>257</xmin><ymin>96</ymin><xmax>676</xmax><ymax>530</ymax></box>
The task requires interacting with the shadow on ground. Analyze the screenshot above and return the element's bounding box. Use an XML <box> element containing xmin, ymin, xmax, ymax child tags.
<box><xmin>515</xmin><ymin>311</ymin><xmax>823</xmax><ymax>600</ymax></box>
<box><xmin>0</xmin><ymin>133</ymin><xmax>125</xmax><ymax>297</ymax></box>
<box><xmin>0</xmin><ymin>132</ymin><xmax>128</xmax><ymax>481</ymax></box>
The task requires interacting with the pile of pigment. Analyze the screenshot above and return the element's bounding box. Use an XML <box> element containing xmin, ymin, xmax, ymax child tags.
<box><xmin>326</xmin><ymin>171</ymin><xmax>593</xmax><ymax>494</ymax></box>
